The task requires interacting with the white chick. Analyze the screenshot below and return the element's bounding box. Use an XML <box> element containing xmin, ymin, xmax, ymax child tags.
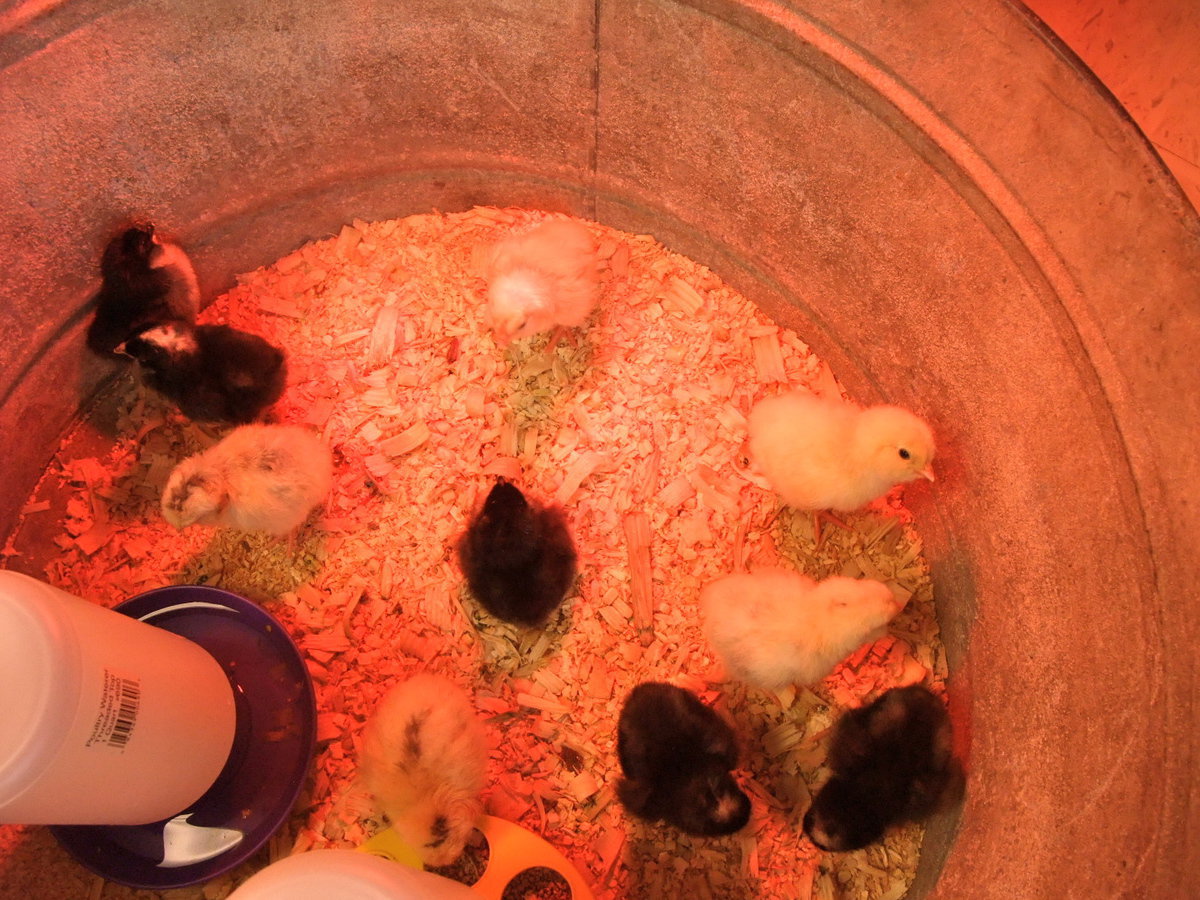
<box><xmin>359</xmin><ymin>674</ymin><xmax>488</xmax><ymax>867</ymax></box>
<box><xmin>700</xmin><ymin>568</ymin><xmax>907</xmax><ymax>690</ymax></box>
<box><xmin>747</xmin><ymin>391</ymin><xmax>935</xmax><ymax>540</ymax></box>
<box><xmin>485</xmin><ymin>218</ymin><xmax>601</xmax><ymax>343</ymax></box>
<box><xmin>161</xmin><ymin>424</ymin><xmax>333</xmax><ymax>535</ymax></box>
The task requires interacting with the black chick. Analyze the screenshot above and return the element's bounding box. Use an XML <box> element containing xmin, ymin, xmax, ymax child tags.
<box><xmin>86</xmin><ymin>222</ymin><xmax>200</xmax><ymax>355</ymax></box>
<box><xmin>121</xmin><ymin>320</ymin><xmax>287</xmax><ymax>424</ymax></box>
<box><xmin>456</xmin><ymin>479</ymin><xmax>577</xmax><ymax>627</ymax></box>
<box><xmin>803</xmin><ymin>685</ymin><xmax>963</xmax><ymax>852</ymax></box>
<box><xmin>616</xmin><ymin>682</ymin><xmax>751</xmax><ymax>837</ymax></box>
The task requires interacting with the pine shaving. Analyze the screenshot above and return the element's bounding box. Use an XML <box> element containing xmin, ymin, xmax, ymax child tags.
<box><xmin>752</xmin><ymin>331</ymin><xmax>788</xmax><ymax>383</ymax></box>
<box><xmin>553</xmin><ymin>451</ymin><xmax>607</xmax><ymax>506</ymax></box>
<box><xmin>379</xmin><ymin>422</ymin><xmax>431</xmax><ymax>457</ymax></box>
<box><xmin>622</xmin><ymin>511</ymin><xmax>655</xmax><ymax>646</ymax></box>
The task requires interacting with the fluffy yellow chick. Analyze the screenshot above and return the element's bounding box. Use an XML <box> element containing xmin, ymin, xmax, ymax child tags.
<box><xmin>701</xmin><ymin>568</ymin><xmax>907</xmax><ymax>690</ymax></box>
<box><xmin>485</xmin><ymin>218</ymin><xmax>601</xmax><ymax>344</ymax></box>
<box><xmin>359</xmin><ymin>674</ymin><xmax>488</xmax><ymax>867</ymax></box>
<box><xmin>747</xmin><ymin>391</ymin><xmax>935</xmax><ymax>519</ymax></box>
<box><xmin>161</xmin><ymin>424</ymin><xmax>333</xmax><ymax>535</ymax></box>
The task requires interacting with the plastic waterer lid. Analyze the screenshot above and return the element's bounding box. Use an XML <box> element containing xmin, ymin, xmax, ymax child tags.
<box><xmin>0</xmin><ymin>571</ymin><xmax>82</xmax><ymax>807</ymax></box>
<box><xmin>226</xmin><ymin>850</ymin><xmax>479</xmax><ymax>900</ymax></box>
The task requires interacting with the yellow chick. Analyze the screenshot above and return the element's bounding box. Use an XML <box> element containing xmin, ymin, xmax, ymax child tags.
<box><xmin>485</xmin><ymin>218</ymin><xmax>601</xmax><ymax>344</ymax></box>
<box><xmin>701</xmin><ymin>568</ymin><xmax>907</xmax><ymax>690</ymax></box>
<box><xmin>359</xmin><ymin>674</ymin><xmax>488</xmax><ymax>867</ymax></box>
<box><xmin>161</xmin><ymin>424</ymin><xmax>333</xmax><ymax>535</ymax></box>
<box><xmin>747</xmin><ymin>391</ymin><xmax>935</xmax><ymax>537</ymax></box>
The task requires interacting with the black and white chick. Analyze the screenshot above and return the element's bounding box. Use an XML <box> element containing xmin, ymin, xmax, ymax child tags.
<box><xmin>86</xmin><ymin>222</ymin><xmax>201</xmax><ymax>355</ymax></box>
<box><xmin>803</xmin><ymin>685</ymin><xmax>964</xmax><ymax>852</ymax></box>
<box><xmin>616</xmin><ymin>682</ymin><xmax>752</xmax><ymax>837</ymax></box>
<box><xmin>120</xmin><ymin>320</ymin><xmax>287</xmax><ymax>424</ymax></box>
<box><xmin>456</xmin><ymin>478</ymin><xmax>577</xmax><ymax>627</ymax></box>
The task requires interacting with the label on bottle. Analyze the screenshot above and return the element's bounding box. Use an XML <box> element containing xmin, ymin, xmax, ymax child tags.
<box><xmin>85</xmin><ymin>668</ymin><xmax>142</xmax><ymax>751</ymax></box>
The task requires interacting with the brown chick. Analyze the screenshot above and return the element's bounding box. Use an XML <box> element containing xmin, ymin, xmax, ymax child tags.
<box><xmin>359</xmin><ymin>674</ymin><xmax>488</xmax><ymax>867</ymax></box>
<box><xmin>86</xmin><ymin>222</ymin><xmax>201</xmax><ymax>356</ymax></box>
<box><xmin>485</xmin><ymin>218</ymin><xmax>601</xmax><ymax>344</ymax></box>
<box><xmin>616</xmin><ymin>682</ymin><xmax>751</xmax><ymax>837</ymax></box>
<box><xmin>456</xmin><ymin>479</ymin><xmax>578</xmax><ymax>627</ymax></box>
<box><xmin>161</xmin><ymin>424</ymin><xmax>333</xmax><ymax>535</ymax></box>
<box><xmin>803</xmin><ymin>686</ymin><xmax>963</xmax><ymax>851</ymax></box>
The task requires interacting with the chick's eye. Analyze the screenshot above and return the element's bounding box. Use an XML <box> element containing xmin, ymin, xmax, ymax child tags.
<box><xmin>898</xmin><ymin>448</ymin><xmax>911</xmax><ymax>460</ymax></box>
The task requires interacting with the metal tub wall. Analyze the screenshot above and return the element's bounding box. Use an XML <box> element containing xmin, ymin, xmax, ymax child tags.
<box><xmin>1</xmin><ymin>1</ymin><xmax>1197</xmax><ymax>897</ymax></box>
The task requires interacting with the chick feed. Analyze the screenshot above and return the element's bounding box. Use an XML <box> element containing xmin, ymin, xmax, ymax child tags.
<box><xmin>0</xmin><ymin>207</ymin><xmax>948</xmax><ymax>900</ymax></box>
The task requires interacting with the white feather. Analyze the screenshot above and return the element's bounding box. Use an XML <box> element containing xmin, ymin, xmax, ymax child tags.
<box><xmin>138</xmin><ymin>322</ymin><xmax>199</xmax><ymax>355</ymax></box>
<box><xmin>148</xmin><ymin>237</ymin><xmax>201</xmax><ymax>320</ymax></box>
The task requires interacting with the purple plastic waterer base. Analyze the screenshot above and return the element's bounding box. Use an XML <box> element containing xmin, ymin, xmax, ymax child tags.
<box><xmin>51</xmin><ymin>586</ymin><xmax>316</xmax><ymax>889</ymax></box>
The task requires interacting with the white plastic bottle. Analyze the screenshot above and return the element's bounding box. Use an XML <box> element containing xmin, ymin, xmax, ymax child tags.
<box><xmin>0</xmin><ymin>571</ymin><xmax>236</xmax><ymax>825</ymax></box>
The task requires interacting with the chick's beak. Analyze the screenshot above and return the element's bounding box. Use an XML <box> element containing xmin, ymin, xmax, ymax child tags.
<box><xmin>920</xmin><ymin>465</ymin><xmax>935</xmax><ymax>482</ymax></box>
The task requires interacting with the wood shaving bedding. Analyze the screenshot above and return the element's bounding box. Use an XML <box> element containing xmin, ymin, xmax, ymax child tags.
<box><xmin>0</xmin><ymin>208</ymin><xmax>947</xmax><ymax>900</ymax></box>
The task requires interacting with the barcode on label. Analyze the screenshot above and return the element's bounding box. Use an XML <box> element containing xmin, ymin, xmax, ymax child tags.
<box><xmin>85</xmin><ymin>669</ymin><xmax>143</xmax><ymax>751</ymax></box>
<box><xmin>108</xmin><ymin>678</ymin><xmax>141</xmax><ymax>748</ymax></box>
